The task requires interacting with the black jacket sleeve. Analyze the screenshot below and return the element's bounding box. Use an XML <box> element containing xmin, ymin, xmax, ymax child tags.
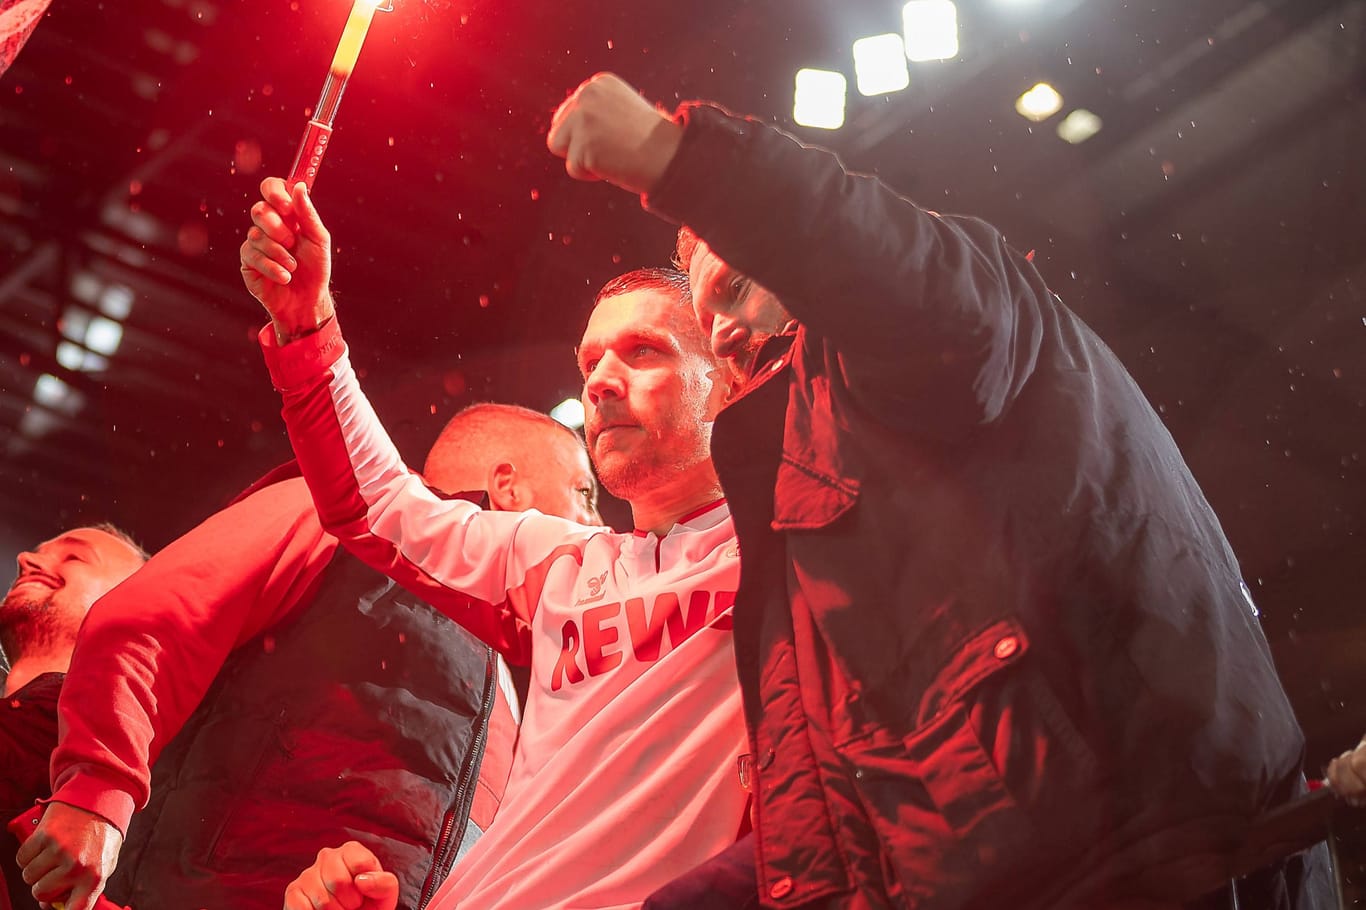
<box><xmin>647</xmin><ymin>102</ymin><xmax>1055</xmax><ymax>438</ymax></box>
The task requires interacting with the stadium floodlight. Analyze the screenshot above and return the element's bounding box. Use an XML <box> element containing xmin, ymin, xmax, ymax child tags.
<box><xmin>853</xmin><ymin>33</ymin><xmax>910</xmax><ymax>96</ymax></box>
<box><xmin>1056</xmin><ymin>108</ymin><xmax>1102</xmax><ymax>143</ymax></box>
<box><xmin>903</xmin><ymin>0</ymin><xmax>959</xmax><ymax>62</ymax></box>
<box><xmin>550</xmin><ymin>397</ymin><xmax>586</xmax><ymax>430</ymax></box>
<box><xmin>84</xmin><ymin>316</ymin><xmax>125</xmax><ymax>356</ymax></box>
<box><xmin>793</xmin><ymin>68</ymin><xmax>848</xmax><ymax>130</ymax></box>
<box><xmin>1015</xmin><ymin>82</ymin><xmax>1063</xmax><ymax>121</ymax></box>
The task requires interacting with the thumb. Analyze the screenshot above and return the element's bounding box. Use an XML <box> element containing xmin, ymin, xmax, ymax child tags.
<box><xmin>547</xmin><ymin>103</ymin><xmax>573</xmax><ymax>158</ymax></box>
<box><xmin>355</xmin><ymin>871</ymin><xmax>399</xmax><ymax>910</ymax></box>
<box><xmin>290</xmin><ymin>182</ymin><xmax>329</xmax><ymax>245</ymax></box>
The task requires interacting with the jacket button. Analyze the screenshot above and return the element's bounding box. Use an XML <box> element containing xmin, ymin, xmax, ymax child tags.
<box><xmin>993</xmin><ymin>636</ymin><xmax>1019</xmax><ymax>659</ymax></box>
<box><xmin>769</xmin><ymin>876</ymin><xmax>794</xmax><ymax>899</ymax></box>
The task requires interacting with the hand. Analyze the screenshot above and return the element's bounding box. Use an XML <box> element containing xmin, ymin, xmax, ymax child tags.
<box><xmin>14</xmin><ymin>801</ymin><xmax>123</xmax><ymax>910</ymax></box>
<box><xmin>547</xmin><ymin>72</ymin><xmax>683</xmax><ymax>195</ymax></box>
<box><xmin>283</xmin><ymin>841</ymin><xmax>399</xmax><ymax>910</ymax></box>
<box><xmin>240</xmin><ymin>177</ymin><xmax>336</xmax><ymax>343</ymax></box>
<box><xmin>1326</xmin><ymin>734</ymin><xmax>1366</xmax><ymax>807</ymax></box>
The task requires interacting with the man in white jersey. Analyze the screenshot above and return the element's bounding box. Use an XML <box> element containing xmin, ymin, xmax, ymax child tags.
<box><xmin>238</xmin><ymin>176</ymin><xmax>750</xmax><ymax>910</ymax></box>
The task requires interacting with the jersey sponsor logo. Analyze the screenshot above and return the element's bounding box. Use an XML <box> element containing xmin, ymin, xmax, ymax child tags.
<box><xmin>551</xmin><ymin>589</ymin><xmax>736</xmax><ymax>691</ymax></box>
<box><xmin>573</xmin><ymin>570</ymin><xmax>611</xmax><ymax>606</ymax></box>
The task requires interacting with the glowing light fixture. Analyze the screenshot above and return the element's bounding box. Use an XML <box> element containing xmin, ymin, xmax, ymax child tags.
<box><xmin>98</xmin><ymin>284</ymin><xmax>135</xmax><ymax>320</ymax></box>
<box><xmin>550</xmin><ymin>397</ymin><xmax>586</xmax><ymax>430</ymax></box>
<box><xmin>60</xmin><ymin>309</ymin><xmax>90</xmax><ymax>345</ymax></box>
<box><xmin>902</xmin><ymin>0</ymin><xmax>959</xmax><ymax>62</ymax></box>
<box><xmin>56</xmin><ymin>342</ymin><xmax>84</xmax><ymax>371</ymax></box>
<box><xmin>793</xmin><ymin>69</ymin><xmax>847</xmax><ymax>130</ymax></box>
<box><xmin>56</xmin><ymin>341</ymin><xmax>108</xmax><ymax>373</ymax></box>
<box><xmin>1015</xmin><ymin>82</ymin><xmax>1063</xmax><ymax>121</ymax></box>
<box><xmin>84</xmin><ymin>316</ymin><xmax>125</xmax><ymax>356</ymax></box>
<box><xmin>34</xmin><ymin>374</ymin><xmax>82</xmax><ymax>413</ymax></box>
<box><xmin>287</xmin><ymin>0</ymin><xmax>393</xmax><ymax>190</ymax></box>
<box><xmin>853</xmin><ymin>34</ymin><xmax>911</xmax><ymax>96</ymax></box>
<box><xmin>1056</xmin><ymin>108</ymin><xmax>1102</xmax><ymax>144</ymax></box>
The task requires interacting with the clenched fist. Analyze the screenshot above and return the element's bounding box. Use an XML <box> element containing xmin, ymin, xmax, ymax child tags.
<box><xmin>547</xmin><ymin>73</ymin><xmax>683</xmax><ymax>195</ymax></box>
<box><xmin>1327</xmin><ymin>734</ymin><xmax>1366</xmax><ymax>807</ymax></box>
<box><xmin>283</xmin><ymin>841</ymin><xmax>399</xmax><ymax>910</ymax></box>
<box><xmin>14</xmin><ymin>801</ymin><xmax>122</xmax><ymax>910</ymax></box>
<box><xmin>240</xmin><ymin>177</ymin><xmax>337</xmax><ymax>344</ymax></box>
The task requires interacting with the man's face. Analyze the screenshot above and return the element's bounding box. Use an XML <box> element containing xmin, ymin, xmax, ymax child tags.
<box><xmin>688</xmin><ymin>239</ymin><xmax>793</xmax><ymax>381</ymax></box>
<box><xmin>577</xmin><ymin>289</ymin><xmax>728</xmax><ymax>501</ymax></box>
<box><xmin>520</xmin><ymin>431</ymin><xmax>602</xmax><ymax>526</ymax></box>
<box><xmin>2</xmin><ymin>528</ymin><xmax>145</xmax><ymax>641</ymax></box>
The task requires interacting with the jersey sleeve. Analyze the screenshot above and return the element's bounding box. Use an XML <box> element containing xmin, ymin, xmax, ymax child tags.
<box><xmin>259</xmin><ymin>318</ymin><xmax>596</xmax><ymax>665</ymax></box>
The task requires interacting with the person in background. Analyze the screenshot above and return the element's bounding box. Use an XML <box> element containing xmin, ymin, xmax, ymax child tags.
<box><xmin>16</xmin><ymin>403</ymin><xmax>600</xmax><ymax>910</ymax></box>
<box><xmin>1</xmin><ymin>525</ymin><xmax>146</xmax><ymax>910</ymax></box>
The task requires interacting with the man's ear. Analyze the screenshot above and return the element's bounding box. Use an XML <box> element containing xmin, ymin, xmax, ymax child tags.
<box><xmin>704</xmin><ymin>364</ymin><xmax>742</xmax><ymax>419</ymax></box>
<box><xmin>486</xmin><ymin>462</ymin><xmax>520</xmax><ymax>512</ymax></box>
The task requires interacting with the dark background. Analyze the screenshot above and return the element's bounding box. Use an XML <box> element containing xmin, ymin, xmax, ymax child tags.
<box><xmin>1</xmin><ymin>0</ymin><xmax>1363</xmax><ymax>779</ymax></box>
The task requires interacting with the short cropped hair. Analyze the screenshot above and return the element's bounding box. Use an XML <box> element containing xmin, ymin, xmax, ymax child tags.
<box><xmin>423</xmin><ymin>402</ymin><xmax>583</xmax><ymax>487</ymax></box>
<box><xmin>82</xmin><ymin>522</ymin><xmax>151</xmax><ymax>562</ymax></box>
<box><xmin>590</xmin><ymin>266</ymin><xmax>713</xmax><ymax>362</ymax></box>
<box><xmin>593</xmin><ymin>266</ymin><xmax>692</xmax><ymax>307</ymax></box>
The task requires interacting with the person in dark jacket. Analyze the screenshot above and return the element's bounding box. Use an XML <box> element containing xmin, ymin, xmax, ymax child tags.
<box><xmin>14</xmin><ymin>403</ymin><xmax>600</xmax><ymax>910</ymax></box>
<box><xmin>1</xmin><ymin>525</ymin><xmax>148</xmax><ymax>910</ymax></box>
<box><xmin>547</xmin><ymin>73</ymin><xmax>1330</xmax><ymax>909</ymax></box>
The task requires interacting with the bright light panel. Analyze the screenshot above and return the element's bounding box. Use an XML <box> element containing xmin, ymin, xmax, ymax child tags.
<box><xmin>34</xmin><ymin>373</ymin><xmax>76</xmax><ymax>411</ymax></box>
<box><xmin>70</xmin><ymin>272</ymin><xmax>102</xmax><ymax>305</ymax></box>
<box><xmin>1056</xmin><ymin>108</ymin><xmax>1103</xmax><ymax>144</ymax></box>
<box><xmin>550</xmin><ymin>397</ymin><xmax>585</xmax><ymax>430</ymax></box>
<box><xmin>85</xmin><ymin>316</ymin><xmax>125</xmax><ymax>356</ymax></box>
<box><xmin>793</xmin><ymin>69</ymin><xmax>847</xmax><ymax>130</ymax></box>
<box><xmin>1015</xmin><ymin>82</ymin><xmax>1063</xmax><ymax>121</ymax></box>
<box><xmin>56</xmin><ymin>342</ymin><xmax>110</xmax><ymax>373</ymax></box>
<box><xmin>99</xmin><ymin>284</ymin><xmax>135</xmax><ymax>320</ymax></box>
<box><xmin>60</xmin><ymin>309</ymin><xmax>90</xmax><ymax>344</ymax></box>
<box><xmin>19</xmin><ymin>409</ymin><xmax>58</xmax><ymax>439</ymax></box>
<box><xmin>903</xmin><ymin>0</ymin><xmax>959</xmax><ymax>62</ymax></box>
<box><xmin>56</xmin><ymin>342</ymin><xmax>84</xmax><ymax>372</ymax></box>
<box><xmin>853</xmin><ymin>34</ymin><xmax>910</xmax><ymax>96</ymax></box>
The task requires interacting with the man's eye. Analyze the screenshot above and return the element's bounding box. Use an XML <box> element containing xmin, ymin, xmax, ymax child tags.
<box><xmin>729</xmin><ymin>276</ymin><xmax>749</xmax><ymax>299</ymax></box>
<box><xmin>582</xmin><ymin>358</ymin><xmax>599</xmax><ymax>375</ymax></box>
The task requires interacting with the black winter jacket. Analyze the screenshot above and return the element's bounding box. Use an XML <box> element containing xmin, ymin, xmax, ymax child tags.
<box><xmin>648</xmin><ymin>103</ymin><xmax>1325</xmax><ymax>910</ymax></box>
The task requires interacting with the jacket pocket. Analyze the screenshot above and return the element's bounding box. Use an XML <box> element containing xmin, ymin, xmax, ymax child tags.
<box><xmin>203</xmin><ymin>706</ymin><xmax>296</xmax><ymax>868</ymax></box>
<box><xmin>839</xmin><ymin>618</ymin><xmax>1101</xmax><ymax>909</ymax></box>
<box><xmin>771</xmin><ymin>456</ymin><xmax>859</xmax><ymax>531</ymax></box>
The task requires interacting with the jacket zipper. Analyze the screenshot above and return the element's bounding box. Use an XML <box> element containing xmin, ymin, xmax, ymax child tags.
<box><xmin>417</xmin><ymin>646</ymin><xmax>497</xmax><ymax>909</ymax></box>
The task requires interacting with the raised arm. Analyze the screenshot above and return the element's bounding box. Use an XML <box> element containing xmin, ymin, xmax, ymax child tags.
<box><xmin>242</xmin><ymin>178</ymin><xmax>588</xmax><ymax>664</ymax></box>
<box><xmin>550</xmin><ymin>74</ymin><xmax>1053</xmax><ymax>434</ymax></box>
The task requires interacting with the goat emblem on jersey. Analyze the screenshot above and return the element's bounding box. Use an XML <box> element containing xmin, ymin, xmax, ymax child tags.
<box><xmin>575</xmin><ymin>570</ymin><xmax>610</xmax><ymax>606</ymax></box>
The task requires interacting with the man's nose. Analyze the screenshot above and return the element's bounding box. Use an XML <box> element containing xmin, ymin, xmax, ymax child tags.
<box><xmin>584</xmin><ymin>355</ymin><xmax>625</xmax><ymax>403</ymax></box>
<box><xmin>15</xmin><ymin>549</ymin><xmax>44</xmax><ymax>576</ymax></box>
<box><xmin>710</xmin><ymin>315</ymin><xmax>749</xmax><ymax>361</ymax></box>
